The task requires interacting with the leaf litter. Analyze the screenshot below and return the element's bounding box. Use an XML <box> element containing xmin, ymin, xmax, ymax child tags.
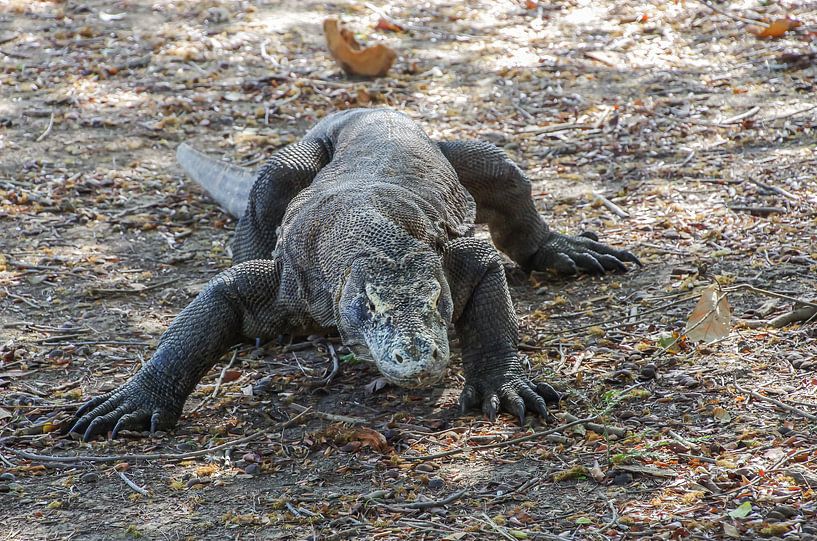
<box><xmin>1</xmin><ymin>0</ymin><xmax>816</xmax><ymax>539</ymax></box>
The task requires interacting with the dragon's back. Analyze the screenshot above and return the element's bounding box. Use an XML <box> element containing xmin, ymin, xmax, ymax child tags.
<box><xmin>276</xmin><ymin>109</ymin><xmax>476</xmax><ymax>325</ymax></box>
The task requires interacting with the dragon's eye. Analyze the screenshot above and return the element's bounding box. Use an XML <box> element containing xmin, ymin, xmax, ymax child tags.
<box><xmin>367</xmin><ymin>299</ymin><xmax>376</xmax><ymax>312</ymax></box>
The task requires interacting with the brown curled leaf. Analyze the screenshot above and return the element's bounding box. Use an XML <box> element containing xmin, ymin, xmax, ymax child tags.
<box><xmin>323</xmin><ymin>18</ymin><xmax>396</xmax><ymax>78</ymax></box>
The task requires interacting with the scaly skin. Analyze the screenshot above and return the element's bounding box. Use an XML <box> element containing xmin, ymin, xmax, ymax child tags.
<box><xmin>70</xmin><ymin>109</ymin><xmax>639</xmax><ymax>441</ymax></box>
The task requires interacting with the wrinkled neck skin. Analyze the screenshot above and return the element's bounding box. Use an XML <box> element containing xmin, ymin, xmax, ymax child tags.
<box><xmin>334</xmin><ymin>248</ymin><xmax>454</xmax><ymax>388</ymax></box>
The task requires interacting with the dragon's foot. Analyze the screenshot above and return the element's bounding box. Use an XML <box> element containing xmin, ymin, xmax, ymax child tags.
<box><xmin>69</xmin><ymin>373</ymin><xmax>183</xmax><ymax>441</ymax></box>
<box><xmin>530</xmin><ymin>231</ymin><xmax>641</xmax><ymax>275</ymax></box>
<box><xmin>459</xmin><ymin>363</ymin><xmax>561</xmax><ymax>424</ymax></box>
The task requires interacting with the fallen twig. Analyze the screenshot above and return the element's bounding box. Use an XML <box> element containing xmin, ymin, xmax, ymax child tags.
<box><xmin>118</xmin><ymin>470</ymin><xmax>149</xmax><ymax>497</ymax></box>
<box><xmin>699</xmin><ymin>0</ymin><xmax>761</xmax><ymax>26</ymax></box>
<box><xmin>750</xmin><ymin>179</ymin><xmax>798</xmax><ymax>201</ymax></box>
<box><xmin>87</xmin><ymin>278</ymin><xmax>179</xmax><ymax>297</ymax></box>
<box><xmin>2</xmin><ymin>409</ymin><xmax>311</xmax><ymax>464</ymax></box>
<box><xmin>725</xmin><ymin>284</ymin><xmax>817</xmax><ymax>309</ymax></box>
<box><xmin>520</xmin><ymin>122</ymin><xmax>594</xmax><ymax>135</ymax></box>
<box><xmin>4</xmin><ymin>288</ymin><xmax>42</xmax><ymax>309</ymax></box>
<box><xmin>191</xmin><ymin>349</ymin><xmax>239</xmax><ymax>414</ymax></box>
<box><xmin>561</xmin><ymin>413</ymin><xmax>627</xmax><ymax>438</ymax></box>
<box><xmin>34</xmin><ymin>112</ymin><xmax>54</xmax><ymax>142</ymax></box>
<box><xmin>734</xmin><ymin>380</ymin><xmax>817</xmax><ymax>422</ymax></box>
<box><xmin>404</xmin><ymin>416</ymin><xmax>597</xmax><ymax>461</ymax></box>
<box><xmin>719</xmin><ymin>106</ymin><xmax>759</xmax><ymax>126</ymax></box>
<box><xmin>290</xmin><ymin>403</ymin><xmax>365</xmax><ymax>424</ymax></box>
<box><xmin>592</xmin><ymin>191</ymin><xmax>630</xmax><ymax>219</ymax></box>
<box><xmin>759</xmin><ymin>104</ymin><xmax>817</xmax><ymax>124</ymax></box>
<box><xmin>727</xmin><ymin>205</ymin><xmax>787</xmax><ymax>216</ymax></box>
<box><xmin>380</xmin><ymin>489</ymin><xmax>468</xmax><ymax>512</ymax></box>
<box><xmin>768</xmin><ymin>306</ymin><xmax>817</xmax><ymax>328</ymax></box>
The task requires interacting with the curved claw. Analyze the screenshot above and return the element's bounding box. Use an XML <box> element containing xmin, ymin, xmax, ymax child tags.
<box><xmin>461</xmin><ymin>369</ymin><xmax>561</xmax><ymax>425</ymax></box>
<box><xmin>535</xmin><ymin>382</ymin><xmax>561</xmax><ymax>403</ymax></box>
<box><xmin>534</xmin><ymin>233</ymin><xmax>640</xmax><ymax>275</ymax></box>
<box><xmin>111</xmin><ymin>410</ymin><xmax>150</xmax><ymax>439</ymax></box>
<box><xmin>69</xmin><ymin>377</ymin><xmax>183</xmax><ymax>441</ymax></box>
<box><xmin>482</xmin><ymin>393</ymin><xmax>500</xmax><ymax>422</ymax></box>
<box><xmin>459</xmin><ymin>385</ymin><xmax>480</xmax><ymax>414</ymax></box>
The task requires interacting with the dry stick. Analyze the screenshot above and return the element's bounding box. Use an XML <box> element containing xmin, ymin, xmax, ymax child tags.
<box><xmin>718</xmin><ymin>449</ymin><xmax>806</xmax><ymax>497</ymax></box>
<box><xmin>4</xmin><ymin>288</ymin><xmax>41</xmax><ymax>309</ymax></box>
<box><xmin>519</xmin><ymin>122</ymin><xmax>594</xmax><ymax>135</ymax></box>
<box><xmin>3</xmin><ymin>409</ymin><xmax>311</xmax><ymax>464</ymax></box>
<box><xmin>118</xmin><ymin>470</ymin><xmax>149</xmax><ymax>496</ymax></box>
<box><xmin>699</xmin><ymin>0</ymin><xmax>761</xmax><ymax>25</ymax></box>
<box><xmin>750</xmin><ymin>179</ymin><xmax>798</xmax><ymax>201</ymax></box>
<box><xmin>592</xmin><ymin>192</ymin><xmax>630</xmax><ymax>219</ymax></box>
<box><xmin>321</xmin><ymin>342</ymin><xmax>341</xmax><ymax>385</ymax></box>
<box><xmin>727</xmin><ymin>205</ymin><xmax>787</xmax><ymax>215</ymax></box>
<box><xmin>404</xmin><ymin>415</ymin><xmax>598</xmax><ymax>461</ymax></box>
<box><xmin>88</xmin><ymin>278</ymin><xmax>179</xmax><ymax>296</ymax></box>
<box><xmin>769</xmin><ymin>306</ymin><xmax>817</xmax><ymax>328</ymax></box>
<box><xmin>380</xmin><ymin>489</ymin><xmax>469</xmax><ymax>512</ymax></box>
<box><xmin>543</xmin><ymin>293</ymin><xmax>700</xmax><ymax>344</ymax></box>
<box><xmin>759</xmin><ymin>104</ymin><xmax>817</xmax><ymax>124</ymax></box>
<box><xmin>190</xmin><ymin>349</ymin><xmax>239</xmax><ymax>414</ymax></box>
<box><xmin>290</xmin><ymin>402</ymin><xmax>365</xmax><ymax>425</ymax></box>
<box><xmin>561</xmin><ymin>413</ymin><xmax>626</xmax><ymax>438</ymax></box>
<box><xmin>734</xmin><ymin>380</ymin><xmax>817</xmax><ymax>422</ymax></box>
<box><xmin>718</xmin><ymin>106</ymin><xmax>759</xmax><ymax>126</ymax></box>
<box><xmin>725</xmin><ymin>284</ymin><xmax>817</xmax><ymax>309</ymax></box>
<box><xmin>668</xmin><ymin>430</ymin><xmax>700</xmax><ymax>452</ymax></box>
<box><xmin>34</xmin><ymin>112</ymin><xmax>54</xmax><ymax>142</ymax></box>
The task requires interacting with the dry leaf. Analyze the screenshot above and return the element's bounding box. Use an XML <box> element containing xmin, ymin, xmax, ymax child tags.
<box><xmin>613</xmin><ymin>464</ymin><xmax>675</xmax><ymax>478</ymax></box>
<box><xmin>685</xmin><ymin>284</ymin><xmax>731</xmax><ymax>343</ymax></box>
<box><xmin>374</xmin><ymin>18</ymin><xmax>405</xmax><ymax>33</ymax></box>
<box><xmin>323</xmin><ymin>19</ymin><xmax>396</xmax><ymax>77</ymax></box>
<box><xmin>751</xmin><ymin>18</ymin><xmax>801</xmax><ymax>39</ymax></box>
<box><xmin>222</xmin><ymin>369</ymin><xmax>241</xmax><ymax>383</ymax></box>
<box><xmin>712</xmin><ymin>406</ymin><xmax>732</xmax><ymax>423</ymax></box>
<box><xmin>350</xmin><ymin>427</ymin><xmax>389</xmax><ymax>452</ymax></box>
<box><xmin>364</xmin><ymin>376</ymin><xmax>389</xmax><ymax>395</ymax></box>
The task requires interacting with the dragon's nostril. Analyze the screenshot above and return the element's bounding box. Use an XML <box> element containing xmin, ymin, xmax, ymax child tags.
<box><xmin>431</xmin><ymin>347</ymin><xmax>440</xmax><ymax>360</ymax></box>
<box><xmin>394</xmin><ymin>352</ymin><xmax>404</xmax><ymax>364</ymax></box>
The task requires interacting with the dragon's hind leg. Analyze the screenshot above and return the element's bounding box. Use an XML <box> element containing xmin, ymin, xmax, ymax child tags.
<box><xmin>438</xmin><ymin>140</ymin><xmax>639</xmax><ymax>275</ymax></box>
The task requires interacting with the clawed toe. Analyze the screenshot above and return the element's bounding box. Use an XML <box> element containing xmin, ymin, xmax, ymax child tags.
<box><xmin>460</xmin><ymin>376</ymin><xmax>561</xmax><ymax>424</ymax></box>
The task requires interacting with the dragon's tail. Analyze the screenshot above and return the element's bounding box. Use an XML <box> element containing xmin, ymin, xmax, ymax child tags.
<box><xmin>176</xmin><ymin>143</ymin><xmax>256</xmax><ymax>219</ymax></box>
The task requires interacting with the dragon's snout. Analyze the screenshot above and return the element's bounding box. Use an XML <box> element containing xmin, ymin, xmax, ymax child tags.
<box><xmin>376</xmin><ymin>334</ymin><xmax>450</xmax><ymax>388</ymax></box>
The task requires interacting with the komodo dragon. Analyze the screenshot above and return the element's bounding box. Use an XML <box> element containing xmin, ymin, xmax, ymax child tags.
<box><xmin>70</xmin><ymin>108</ymin><xmax>639</xmax><ymax>441</ymax></box>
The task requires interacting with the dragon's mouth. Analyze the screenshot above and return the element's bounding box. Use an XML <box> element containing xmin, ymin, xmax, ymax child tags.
<box><xmin>349</xmin><ymin>344</ymin><xmax>448</xmax><ymax>388</ymax></box>
<box><xmin>383</xmin><ymin>371</ymin><xmax>446</xmax><ymax>389</ymax></box>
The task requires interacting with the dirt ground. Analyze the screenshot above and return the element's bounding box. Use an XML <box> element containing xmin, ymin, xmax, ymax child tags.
<box><xmin>1</xmin><ymin>0</ymin><xmax>816</xmax><ymax>539</ymax></box>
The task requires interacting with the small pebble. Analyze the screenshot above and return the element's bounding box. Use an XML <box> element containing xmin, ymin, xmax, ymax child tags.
<box><xmin>80</xmin><ymin>472</ymin><xmax>99</xmax><ymax>484</ymax></box>
<box><xmin>771</xmin><ymin>504</ymin><xmax>798</xmax><ymax>518</ymax></box>
<box><xmin>242</xmin><ymin>452</ymin><xmax>261</xmax><ymax>464</ymax></box>
<box><xmin>639</xmin><ymin>363</ymin><xmax>657</xmax><ymax>380</ymax></box>
<box><xmin>765</xmin><ymin>511</ymin><xmax>786</xmax><ymax>522</ymax></box>
<box><xmin>186</xmin><ymin>477</ymin><xmax>211</xmax><ymax>488</ymax></box>
<box><xmin>612</xmin><ymin>472</ymin><xmax>633</xmax><ymax>486</ymax></box>
<box><xmin>0</xmin><ymin>484</ymin><xmax>10</xmax><ymax>493</ymax></box>
<box><xmin>0</xmin><ymin>473</ymin><xmax>15</xmax><ymax>481</ymax></box>
<box><xmin>244</xmin><ymin>463</ymin><xmax>261</xmax><ymax>475</ymax></box>
<box><xmin>414</xmin><ymin>463</ymin><xmax>435</xmax><ymax>473</ymax></box>
<box><xmin>428</xmin><ymin>477</ymin><xmax>444</xmax><ymax>490</ymax></box>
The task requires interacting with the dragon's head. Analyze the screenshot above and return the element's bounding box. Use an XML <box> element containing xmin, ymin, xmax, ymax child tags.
<box><xmin>336</xmin><ymin>251</ymin><xmax>453</xmax><ymax>387</ymax></box>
